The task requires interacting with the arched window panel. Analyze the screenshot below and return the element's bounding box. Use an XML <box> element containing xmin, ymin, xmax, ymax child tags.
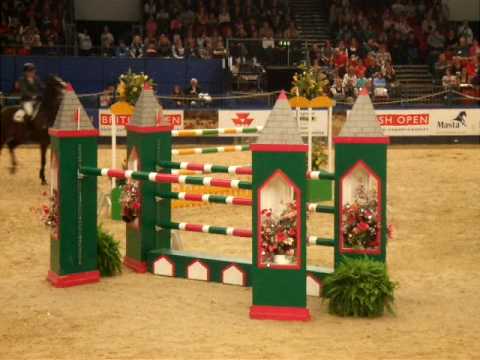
<box><xmin>340</xmin><ymin>160</ymin><xmax>382</xmax><ymax>255</ymax></box>
<box><xmin>258</xmin><ymin>170</ymin><xmax>302</xmax><ymax>270</ymax></box>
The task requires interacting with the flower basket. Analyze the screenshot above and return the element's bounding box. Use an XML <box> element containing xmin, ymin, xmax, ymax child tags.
<box><xmin>260</xmin><ymin>202</ymin><xmax>298</xmax><ymax>265</ymax></box>
<box><xmin>120</xmin><ymin>182</ymin><xmax>141</xmax><ymax>223</ymax></box>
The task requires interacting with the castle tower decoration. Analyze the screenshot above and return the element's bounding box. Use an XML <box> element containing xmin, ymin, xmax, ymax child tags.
<box><xmin>334</xmin><ymin>88</ymin><xmax>389</xmax><ymax>265</ymax></box>
<box><xmin>48</xmin><ymin>83</ymin><xmax>100</xmax><ymax>287</ymax></box>
<box><xmin>250</xmin><ymin>90</ymin><xmax>310</xmax><ymax>321</ymax></box>
<box><xmin>124</xmin><ymin>83</ymin><xmax>172</xmax><ymax>273</ymax></box>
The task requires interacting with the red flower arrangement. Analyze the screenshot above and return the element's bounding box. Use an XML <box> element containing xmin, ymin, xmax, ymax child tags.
<box><xmin>260</xmin><ymin>201</ymin><xmax>298</xmax><ymax>264</ymax></box>
<box><xmin>120</xmin><ymin>181</ymin><xmax>141</xmax><ymax>223</ymax></box>
<box><xmin>39</xmin><ymin>191</ymin><xmax>58</xmax><ymax>228</ymax></box>
<box><xmin>342</xmin><ymin>185</ymin><xmax>380</xmax><ymax>250</ymax></box>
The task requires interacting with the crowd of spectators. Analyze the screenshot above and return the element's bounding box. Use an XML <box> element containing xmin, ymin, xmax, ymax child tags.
<box><xmin>78</xmin><ymin>0</ymin><xmax>298</xmax><ymax>64</ymax></box>
<box><xmin>311</xmin><ymin>0</ymin><xmax>479</xmax><ymax>101</ymax></box>
<box><xmin>0</xmin><ymin>0</ymin><xmax>65</xmax><ymax>55</ymax></box>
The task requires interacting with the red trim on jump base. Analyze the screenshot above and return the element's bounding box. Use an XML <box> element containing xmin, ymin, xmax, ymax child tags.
<box><xmin>47</xmin><ymin>270</ymin><xmax>100</xmax><ymax>288</ymax></box>
<box><xmin>124</xmin><ymin>256</ymin><xmax>148</xmax><ymax>273</ymax></box>
<box><xmin>251</xmin><ymin>144</ymin><xmax>309</xmax><ymax>153</ymax></box>
<box><xmin>126</xmin><ymin>125</ymin><xmax>173</xmax><ymax>133</ymax></box>
<box><xmin>48</xmin><ymin>129</ymin><xmax>99</xmax><ymax>138</ymax></box>
<box><xmin>249</xmin><ymin>305</ymin><xmax>311</xmax><ymax>321</ymax></box>
<box><xmin>334</xmin><ymin>137</ymin><xmax>390</xmax><ymax>144</ymax></box>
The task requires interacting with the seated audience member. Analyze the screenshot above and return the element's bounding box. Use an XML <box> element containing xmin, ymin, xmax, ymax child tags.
<box><xmin>172</xmin><ymin>36</ymin><xmax>185</xmax><ymax>59</ymax></box>
<box><xmin>435</xmin><ymin>53</ymin><xmax>449</xmax><ymax>79</ymax></box>
<box><xmin>442</xmin><ymin>68</ymin><xmax>459</xmax><ymax>90</ymax></box>
<box><xmin>342</xmin><ymin>66</ymin><xmax>358</xmax><ymax>98</ymax></box>
<box><xmin>373</xmin><ymin>72</ymin><xmax>388</xmax><ymax>98</ymax></box>
<box><xmin>171</xmin><ymin>84</ymin><xmax>184</xmax><ymax>107</ymax></box>
<box><xmin>330</xmin><ymin>76</ymin><xmax>345</xmax><ymax>100</ymax></box>
<box><xmin>185</xmin><ymin>78</ymin><xmax>201</xmax><ymax>99</ymax></box>
<box><xmin>78</xmin><ymin>29</ymin><xmax>92</xmax><ymax>56</ymax></box>
<box><xmin>129</xmin><ymin>35</ymin><xmax>144</xmax><ymax>58</ymax></box>
<box><xmin>115</xmin><ymin>39</ymin><xmax>129</xmax><ymax>57</ymax></box>
<box><xmin>145</xmin><ymin>41</ymin><xmax>158</xmax><ymax>57</ymax></box>
<box><xmin>158</xmin><ymin>34</ymin><xmax>172</xmax><ymax>57</ymax></box>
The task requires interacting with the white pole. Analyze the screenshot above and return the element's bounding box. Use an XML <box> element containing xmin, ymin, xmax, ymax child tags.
<box><xmin>328</xmin><ymin>106</ymin><xmax>333</xmax><ymax>173</ymax></box>
<box><xmin>111</xmin><ymin>114</ymin><xmax>117</xmax><ymax>189</ymax></box>
<box><xmin>308</xmin><ymin>106</ymin><xmax>312</xmax><ymax>172</ymax></box>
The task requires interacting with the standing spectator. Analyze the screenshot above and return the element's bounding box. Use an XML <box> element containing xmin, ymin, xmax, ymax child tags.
<box><xmin>157</xmin><ymin>6</ymin><xmax>170</xmax><ymax>34</ymax></box>
<box><xmin>129</xmin><ymin>35</ymin><xmax>144</xmax><ymax>58</ymax></box>
<box><xmin>218</xmin><ymin>6</ymin><xmax>231</xmax><ymax>25</ymax></box>
<box><xmin>457</xmin><ymin>21</ymin><xmax>473</xmax><ymax>45</ymax></box>
<box><xmin>455</xmin><ymin>36</ymin><xmax>470</xmax><ymax>58</ymax></box>
<box><xmin>445</xmin><ymin>29</ymin><xmax>457</xmax><ymax>51</ymax></box>
<box><xmin>78</xmin><ymin>29</ymin><xmax>92</xmax><ymax>56</ymax></box>
<box><xmin>144</xmin><ymin>0</ymin><xmax>157</xmax><ymax>18</ymax></box>
<box><xmin>101</xmin><ymin>26</ymin><xmax>114</xmax><ymax>55</ymax></box>
<box><xmin>145</xmin><ymin>16</ymin><xmax>157</xmax><ymax>38</ymax></box>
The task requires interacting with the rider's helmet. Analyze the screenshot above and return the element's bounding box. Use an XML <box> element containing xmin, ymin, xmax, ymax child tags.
<box><xmin>23</xmin><ymin>62</ymin><xmax>36</xmax><ymax>72</ymax></box>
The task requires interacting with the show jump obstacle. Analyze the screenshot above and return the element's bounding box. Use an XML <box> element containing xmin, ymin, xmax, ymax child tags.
<box><xmin>47</xmin><ymin>84</ymin><xmax>389</xmax><ymax>321</ymax></box>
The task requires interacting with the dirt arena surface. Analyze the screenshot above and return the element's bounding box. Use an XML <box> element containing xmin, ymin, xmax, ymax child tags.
<box><xmin>0</xmin><ymin>144</ymin><xmax>479</xmax><ymax>360</ymax></box>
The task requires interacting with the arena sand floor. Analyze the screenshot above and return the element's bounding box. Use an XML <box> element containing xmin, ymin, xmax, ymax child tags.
<box><xmin>0</xmin><ymin>145</ymin><xmax>479</xmax><ymax>359</ymax></box>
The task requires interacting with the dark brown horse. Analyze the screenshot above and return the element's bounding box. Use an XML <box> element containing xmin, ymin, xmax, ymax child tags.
<box><xmin>0</xmin><ymin>75</ymin><xmax>66</xmax><ymax>185</ymax></box>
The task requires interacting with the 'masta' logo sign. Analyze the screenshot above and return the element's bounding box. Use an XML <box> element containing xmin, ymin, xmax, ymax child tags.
<box><xmin>377</xmin><ymin>114</ymin><xmax>430</xmax><ymax>126</ymax></box>
<box><xmin>232</xmin><ymin>113</ymin><xmax>254</xmax><ymax>126</ymax></box>
<box><xmin>437</xmin><ymin>111</ymin><xmax>467</xmax><ymax>129</ymax></box>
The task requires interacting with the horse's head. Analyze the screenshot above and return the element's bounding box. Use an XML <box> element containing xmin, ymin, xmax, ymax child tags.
<box><xmin>42</xmin><ymin>75</ymin><xmax>68</xmax><ymax>126</ymax></box>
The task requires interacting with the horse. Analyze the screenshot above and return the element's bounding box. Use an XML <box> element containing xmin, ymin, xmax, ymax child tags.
<box><xmin>0</xmin><ymin>75</ymin><xmax>66</xmax><ymax>185</ymax></box>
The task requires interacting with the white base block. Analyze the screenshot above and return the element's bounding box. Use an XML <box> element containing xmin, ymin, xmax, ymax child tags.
<box><xmin>153</xmin><ymin>257</ymin><xmax>174</xmax><ymax>276</ymax></box>
<box><xmin>187</xmin><ymin>260</ymin><xmax>209</xmax><ymax>281</ymax></box>
<box><xmin>222</xmin><ymin>264</ymin><xmax>245</xmax><ymax>286</ymax></box>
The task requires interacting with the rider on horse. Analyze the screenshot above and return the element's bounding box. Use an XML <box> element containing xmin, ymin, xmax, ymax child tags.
<box><xmin>13</xmin><ymin>62</ymin><xmax>43</xmax><ymax>123</ymax></box>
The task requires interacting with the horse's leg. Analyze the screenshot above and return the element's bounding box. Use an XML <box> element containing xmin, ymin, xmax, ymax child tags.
<box><xmin>7</xmin><ymin>141</ymin><xmax>17</xmax><ymax>174</ymax></box>
<box><xmin>39</xmin><ymin>142</ymin><xmax>48</xmax><ymax>185</ymax></box>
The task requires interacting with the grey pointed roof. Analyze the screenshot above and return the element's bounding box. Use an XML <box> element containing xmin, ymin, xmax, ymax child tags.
<box><xmin>339</xmin><ymin>89</ymin><xmax>385</xmax><ymax>137</ymax></box>
<box><xmin>51</xmin><ymin>83</ymin><xmax>94</xmax><ymax>131</ymax></box>
<box><xmin>131</xmin><ymin>83</ymin><xmax>167</xmax><ymax>127</ymax></box>
<box><xmin>256</xmin><ymin>91</ymin><xmax>304</xmax><ymax>145</ymax></box>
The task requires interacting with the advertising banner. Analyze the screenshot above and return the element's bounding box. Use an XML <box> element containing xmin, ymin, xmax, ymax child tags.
<box><xmin>346</xmin><ymin>109</ymin><xmax>480</xmax><ymax>136</ymax></box>
<box><xmin>99</xmin><ymin>109</ymin><xmax>184</xmax><ymax>136</ymax></box>
<box><xmin>218</xmin><ymin>109</ymin><xmax>329</xmax><ymax>136</ymax></box>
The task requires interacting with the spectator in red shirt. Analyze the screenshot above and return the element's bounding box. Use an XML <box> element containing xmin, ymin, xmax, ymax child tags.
<box><xmin>354</xmin><ymin>58</ymin><xmax>367</xmax><ymax>78</ymax></box>
<box><xmin>145</xmin><ymin>16</ymin><xmax>158</xmax><ymax>38</ymax></box>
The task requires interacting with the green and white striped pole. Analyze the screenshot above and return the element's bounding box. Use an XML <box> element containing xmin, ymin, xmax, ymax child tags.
<box><xmin>172</xmin><ymin>126</ymin><xmax>262</xmax><ymax>137</ymax></box>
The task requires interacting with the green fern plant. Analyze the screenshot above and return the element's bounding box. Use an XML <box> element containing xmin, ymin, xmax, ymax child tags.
<box><xmin>322</xmin><ymin>257</ymin><xmax>396</xmax><ymax>317</ymax></box>
<box><xmin>97</xmin><ymin>225</ymin><xmax>122</xmax><ymax>277</ymax></box>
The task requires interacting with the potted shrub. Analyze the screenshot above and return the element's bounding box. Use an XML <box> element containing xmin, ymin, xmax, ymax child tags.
<box><xmin>97</xmin><ymin>226</ymin><xmax>122</xmax><ymax>277</ymax></box>
<box><xmin>321</xmin><ymin>257</ymin><xmax>396</xmax><ymax>317</ymax></box>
